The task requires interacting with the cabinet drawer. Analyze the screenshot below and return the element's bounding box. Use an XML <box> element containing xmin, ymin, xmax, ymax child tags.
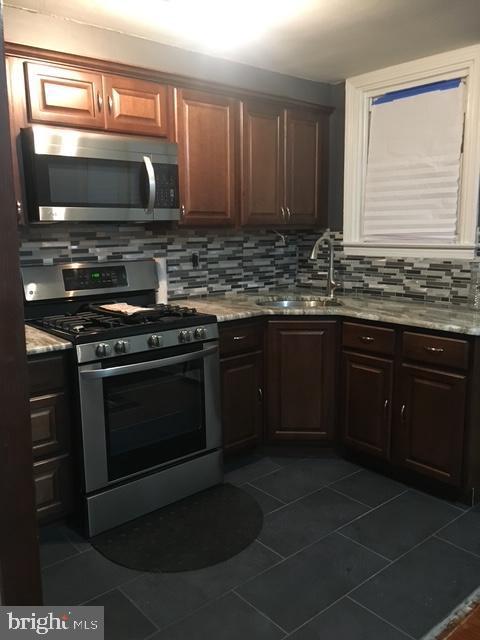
<box><xmin>28</xmin><ymin>354</ymin><xmax>67</xmax><ymax>395</ymax></box>
<box><xmin>219</xmin><ymin>322</ymin><xmax>263</xmax><ymax>356</ymax></box>
<box><xmin>343</xmin><ymin>322</ymin><xmax>395</xmax><ymax>356</ymax></box>
<box><xmin>33</xmin><ymin>455</ymin><xmax>73</xmax><ymax>524</ymax></box>
<box><xmin>402</xmin><ymin>332</ymin><xmax>469</xmax><ymax>370</ymax></box>
<box><xmin>30</xmin><ymin>392</ymin><xmax>70</xmax><ymax>460</ymax></box>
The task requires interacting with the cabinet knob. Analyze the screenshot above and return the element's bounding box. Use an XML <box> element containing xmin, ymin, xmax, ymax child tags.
<box><xmin>97</xmin><ymin>91</ymin><xmax>103</xmax><ymax>112</ymax></box>
<box><xmin>107</xmin><ymin>95</ymin><xmax>113</xmax><ymax>112</ymax></box>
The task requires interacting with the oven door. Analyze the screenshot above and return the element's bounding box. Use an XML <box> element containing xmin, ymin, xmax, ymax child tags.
<box><xmin>78</xmin><ymin>342</ymin><xmax>221</xmax><ymax>493</ymax></box>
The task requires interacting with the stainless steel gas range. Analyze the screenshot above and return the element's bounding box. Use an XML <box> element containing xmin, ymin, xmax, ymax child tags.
<box><xmin>22</xmin><ymin>259</ymin><xmax>223</xmax><ymax>536</ymax></box>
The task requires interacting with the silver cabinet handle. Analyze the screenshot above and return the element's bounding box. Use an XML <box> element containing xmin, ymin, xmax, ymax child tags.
<box><xmin>286</xmin><ymin>206</ymin><xmax>292</xmax><ymax>221</ymax></box>
<box><xmin>425</xmin><ymin>346</ymin><xmax>445</xmax><ymax>353</ymax></box>
<box><xmin>81</xmin><ymin>345</ymin><xmax>218</xmax><ymax>380</ymax></box>
<box><xmin>143</xmin><ymin>155</ymin><xmax>156</xmax><ymax>213</ymax></box>
<box><xmin>233</xmin><ymin>335</ymin><xmax>246</xmax><ymax>341</ymax></box>
<box><xmin>258</xmin><ymin>387</ymin><xmax>263</xmax><ymax>401</ymax></box>
<box><xmin>360</xmin><ymin>335</ymin><xmax>375</xmax><ymax>343</ymax></box>
<box><xmin>180</xmin><ymin>204</ymin><xmax>186</xmax><ymax>218</ymax></box>
<box><xmin>97</xmin><ymin>91</ymin><xmax>103</xmax><ymax>112</ymax></box>
<box><xmin>280</xmin><ymin>207</ymin><xmax>286</xmax><ymax>221</ymax></box>
<box><xmin>384</xmin><ymin>399</ymin><xmax>389</xmax><ymax>412</ymax></box>
<box><xmin>107</xmin><ymin>95</ymin><xmax>113</xmax><ymax>112</ymax></box>
<box><xmin>400</xmin><ymin>403</ymin><xmax>406</xmax><ymax>422</ymax></box>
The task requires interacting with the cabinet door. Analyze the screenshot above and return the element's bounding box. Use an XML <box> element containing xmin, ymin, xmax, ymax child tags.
<box><xmin>221</xmin><ymin>351</ymin><xmax>263</xmax><ymax>452</ymax></box>
<box><xmin>241</xmin><ymin>100</ymin><xmax>285</xmax><ymax>226</ymax></box>
<box><xmin>103</xmin><ymin>74</ymin><xmax>170</xmax><ymax>137</ymax></box>
<box><xmin>34</xmin><ymin>454</ymin><xmax>73</xmax><ymax>524</ymax></box>
<box><xmin>396</xmin><ymin>364</ymin><xmax>466</xmax><ymax>486</ymax></box>
<box><xmin>342</xmin><ymin>351</ymin><xmax>393</xmax><ymax>459</ymax></box>
<box><xmin>25</xmin><ymin>62</ymin><xmax>104</xmax><ymax>128</ymax></box>
<box><xmin>285</xmin><ymin>107</ymin><xmax>328</xmax><ymax>227</ymax></box>
<box><xmin>177</xmin><ymin>89</ymin><xmax>237</xmax><ymax>226</ymax></box>
<box><xmin>267</xmin><ymin>321</ymin><xmax>336</xmax><ymax>441</ymax></box>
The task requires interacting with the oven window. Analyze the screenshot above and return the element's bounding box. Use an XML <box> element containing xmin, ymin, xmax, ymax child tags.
<box><xmin>103</xmin><ymin>357</ymin><xmax>206</xmax><ymax>480</ymax></box>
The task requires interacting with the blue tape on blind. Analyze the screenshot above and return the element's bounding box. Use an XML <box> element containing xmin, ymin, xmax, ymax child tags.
<box><xmin>372</xmin><ymin>78</ymin><xmax>462</xmax><ymax>106</ymax></box>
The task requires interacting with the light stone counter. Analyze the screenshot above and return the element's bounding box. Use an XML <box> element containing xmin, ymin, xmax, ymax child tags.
<box><xmin>25</xmin><ymin>324</ymin><xmax>72</xmax><ymax>356</ymax></box>
<box><xmin>176</xmin><ymin>289</ymin><xmax>480</xmax><ymax>336</ymax></box>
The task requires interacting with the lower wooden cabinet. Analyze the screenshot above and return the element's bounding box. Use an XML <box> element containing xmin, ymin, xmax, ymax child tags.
<box><xmin>28</xmin><ymin>352</ymin><xmax>74</xmax><ymax>524</ymax></box>
<box><xmin>221</xmin><ymin>351</ymin><xmax>263</xmax><ymax>452</ymax></box>
<box><xmin>33</xmin><ymin>454</ymin><xmax>73</xmax><ymax>523</ymax></box>
<box><xmin>395</xmin><ymin>363</ymin><xmax>467</xmax><ymax>486</ymax></box>
<box><xmin>267</xmin><ymin>320</ymin><xmax>336</xmax><ymax>441</ymax></box>
<box><xmin>342</xmin><ymin>351</ymin><xmax>393</xmax><ymax>459</ymax></box>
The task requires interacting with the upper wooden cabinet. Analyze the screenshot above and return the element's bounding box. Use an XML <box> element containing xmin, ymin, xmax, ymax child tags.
<box><xmin>103</xmin><ymin>74</ymin><xmax>170</xmax><ymax>137</ymax></box>
<box><xmin>25</xmin><ymin>61</ymin><xmax>171</xmax><ymax>138</ymax></box>
<box><xmin>285</xmin><ymin>107</ymin><xmax>329</xmax><ymax>227</ymax></box>
<box><xmin>25</xmin><ymin>62</ymin><xmax>104</xmax><ymax>129</ymax></box>
<box><xmin>241</xmin><ymin>100</ymin><xmax>285</xmax><ymax>226</ymax></box>
<box><xmin>176</xmin><ymin>88</ymin><xmax>237</xmax><ymax>226</ymax></box>
<box><xmin>240</xmin><ymin>99</ymin><xmax>330</xmax><ymax>227</ymax></box>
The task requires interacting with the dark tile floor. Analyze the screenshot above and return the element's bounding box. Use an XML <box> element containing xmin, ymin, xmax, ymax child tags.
<box><xmin>39</xmin><ymin>453</ymin><xmax>480</xmax><ymax>639</ymax></box>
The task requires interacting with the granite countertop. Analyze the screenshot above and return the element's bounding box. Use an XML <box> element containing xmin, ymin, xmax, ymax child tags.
<box><xmin>25</xmin><ymin>324</ymin><xmax>72</xmax><ymax>356</ymax></box>
<box><xmin>176</xmin><ymin>288</ymin><xmax>480</xmax><ymax>336</ymax></box>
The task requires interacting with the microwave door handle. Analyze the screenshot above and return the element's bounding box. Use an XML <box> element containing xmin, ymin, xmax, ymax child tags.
<box><xmin>143</xmin><ymin>155</ymin><xmax>156</xmax><ymax>213</ymax></box>
<box><xmin>81</xmin><ymin>345</ymin><xmax>218</xmax><ymax>380</ymax></box>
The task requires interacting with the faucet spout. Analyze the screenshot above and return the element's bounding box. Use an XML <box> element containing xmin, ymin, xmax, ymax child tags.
<box><xmin>309</xmin><ymin>230</ymin><xmax>337</xmax><ymax>299</ymax></box>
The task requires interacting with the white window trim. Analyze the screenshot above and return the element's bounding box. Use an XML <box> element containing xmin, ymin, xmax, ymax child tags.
<box><xmin>343</xmin><ymin>45</ymin><xmax>480</xmax><ymax>259</ymax></box>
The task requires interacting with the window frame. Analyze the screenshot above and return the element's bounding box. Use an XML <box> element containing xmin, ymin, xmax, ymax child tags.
<box><xmin>343</xmin><ymin>45</ymin><xmax>480</xmax><ymax>259</ymax></box>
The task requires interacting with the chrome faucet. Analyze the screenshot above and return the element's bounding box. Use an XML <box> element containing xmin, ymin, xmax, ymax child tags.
<box><xmin>309</xmin><ymin>230</ymin><xmax>338</xmax><ymax>299</ymax></box>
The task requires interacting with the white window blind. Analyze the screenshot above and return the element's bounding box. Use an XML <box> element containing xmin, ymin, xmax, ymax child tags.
<box><xmin>363</xmin><ymin>79</ymin><xmax>465</xmax><ymax>244</ymax></box>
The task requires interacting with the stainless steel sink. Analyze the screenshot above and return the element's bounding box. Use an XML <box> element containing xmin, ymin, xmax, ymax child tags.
<box><xmin>256</xmin><ymin>298</ymin><xmax>342</xmax><ymax>308</ymax></box>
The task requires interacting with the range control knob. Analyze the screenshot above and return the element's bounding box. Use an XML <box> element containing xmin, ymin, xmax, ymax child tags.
<box><xmin>114</xmin><ymin>340</ymin><xmax>130</xmax><ymax>354</ymax></box>
<box><xmin>178</xmin><ymin>330</ymin><xmax>193</xmax><ymax>343</ymax></box>
<box><xmin>148</xmin><ymin>334</ymin><xmax>163</xmax><ymax>348</ymax></box>
<box><xmin>95</xmin><ymin>343</ymin><xmax>112</xmax><ymax>358</ymax></box>
<box><xmin>194</xmin><ymin>327</ymin><xmax>206</xmax><ymax>340</ymax></box>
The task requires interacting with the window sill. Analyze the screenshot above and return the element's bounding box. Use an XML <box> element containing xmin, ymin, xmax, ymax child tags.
<box><xmin>343</xmin><ymin>243</ymin><xmax>476</xmax><ymax>260</ymax></box>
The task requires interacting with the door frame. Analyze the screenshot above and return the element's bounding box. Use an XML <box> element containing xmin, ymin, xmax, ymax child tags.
<box><xmin>0</xmin><ymin>6</ymin><xmax>42</xmax><ymax>605</ymax></box>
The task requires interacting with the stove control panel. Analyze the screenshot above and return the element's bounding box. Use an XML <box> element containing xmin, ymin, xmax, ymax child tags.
<box><xmin>63</xmin><ymin>265</ymin><xmax>128</xmax><ymax>291</ymax></box>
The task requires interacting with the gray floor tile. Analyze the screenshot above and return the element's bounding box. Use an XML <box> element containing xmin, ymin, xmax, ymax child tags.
<box><xmin>436</xmin><ymin>505</ymin><xmax>480</xmax><ymax>556</ymax></box>
<box><xmin>332</xmin><ymin>470</ymin><xmax>406</xmax><ymax>507</ymax></box>
<box><xmin>42</xmin><ymin>549</ymin><xmax>140</xmax><ymax>605</ymax></box>
<box><xmin>340</xmin><ymin>490</ymin><xmax>460</xmax><ymax>560</ymax></box>
<box><xmin>351</xmin><ymin>537</ymin><xmax>480</xmax><ymax>638</ymax></box>
<box><xmin>242</xmin><ymin>483</ymin><xmax>286</xmax><ymax>515</ymax></box>
<box><xmin>122</xmin><ymin>541</ymin><xmax>280</xmax><ymax>629</ymax></box>
<box><xmin>237</xmin><ymin>532</ymin><xmax>387</xmax><ymax>632</ymax></box>
<box><xmin>39</xmin><ymin>524</ymin><xmax>80</xmax><ymax>568</ymax></box>
<box><xmin>85</xmin><ymin>589</ymin><xmax>157</xmax><ymax>640</ymax></box>
<box><xmin>259</xmin><ymin>488</ymin><xmax>368</xmax><ymax>556</ymax></box>
<box><xmin>225</xmin><ymin>458</ymin><xmax>281</xmax><ymax>486</ymax></box>
<box><xmin>289</xmin><ymin>597</ymin><xmax>411</xmax><ymax>639</ymax></box>
<box><xmin>151</xmin><ymin>592</ymin><xmax>285</xmax><ymax>640</ymax></box>
<box><xmin>250</xmin><ymin>458</ymin><xmax>360</xmax><ymax>503</ymax></box>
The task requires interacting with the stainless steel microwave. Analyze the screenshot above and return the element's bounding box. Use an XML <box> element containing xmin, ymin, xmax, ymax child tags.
<box><xmin>21</xmin><ymin>126</ymin><xmax>180</xmax><ymax>223</ymax></box>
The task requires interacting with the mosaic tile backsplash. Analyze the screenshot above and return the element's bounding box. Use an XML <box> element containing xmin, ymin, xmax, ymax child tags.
<box><xmin>19</xmin><ymin>225</ymin><xmax>476</xmax><ymax>306</ymax></box>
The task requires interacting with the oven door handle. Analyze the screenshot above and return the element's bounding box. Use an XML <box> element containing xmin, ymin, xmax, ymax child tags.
<box><xmin>80</xmin><ymin>345</ymin><xmax>218</xmax><ymax>380</ymax></box>
<box><xmin>143</xmin><ymin>155</ymin><xmax>156</xmax><ymax>213</ymax></box>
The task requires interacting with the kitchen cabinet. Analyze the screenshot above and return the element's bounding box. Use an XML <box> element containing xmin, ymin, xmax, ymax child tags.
<box><xmin>395</xmin><ymin>363</ymin><xmax>466</xmax><ymax>487</ymax></box>
<box><xmin>103</xmin><ymin>74</ymin><xmax>170</xmax><ymax>137</ymax></box>
<box><xmin>24</xmin><ymin>61</ymin><xmax>171</xmax><ymax>138</ymax></box>
<box><xmin>240</xmin><ymin>100</ymin><xmax>285</xmax><ymax>226</ymax></box>
<box><xmin>342</xmin><ymin>351</ymin><xmax>393</xmax><ymax>459</ymax></box>
<box><xmin>267</xmin><ymin>320</ymin><xmax>336</xmax><ymax>441</ymax></box>
<box><xmin>240</xmin><ymin>100</ymin><xmax>330</xmax><ymax>228</ymax></box>
<box><xmin>28</xmin><ymin>352</ymin><xmax>74</xmax><ymax>523</ymax></box>
<box><xmin>285</xmin><ymin>106</ymin><xmax>329</xmax><ymax>226</ymax></box>
<box><xmin>176</xmin><ymin>88</ymin><xmax>237</xmax><ymax>226</ymax></box>
<box><xmin>219</xmin><ymin>321</ymin><xmax>264</xmax><ymax>453</ymax></box>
